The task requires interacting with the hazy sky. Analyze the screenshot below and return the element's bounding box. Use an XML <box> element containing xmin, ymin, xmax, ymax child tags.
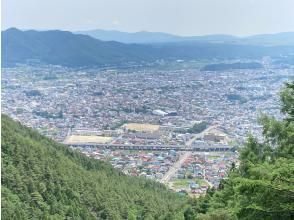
<box><xmin>2</xmin><ymin>0</ymin><xmax>294</xmax><ymax>36</ymax></box>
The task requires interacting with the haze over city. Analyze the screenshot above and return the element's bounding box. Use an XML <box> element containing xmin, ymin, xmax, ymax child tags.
<box><xmin>2</xmin><ymin>0</ymin><xmax>294</xmax><ymax>36</ymax></box>
<box><xmin>1</xmin><ymin>1</ymin><xmax>294</xmax><ymax>219</ymax></box>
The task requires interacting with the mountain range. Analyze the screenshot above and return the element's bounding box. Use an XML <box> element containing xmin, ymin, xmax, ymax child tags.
<box><xmin>2</xmin><ymin>28</ymin><xmax>294</xmax><ymax>68</ymax></box>
<box><xmin>77</xmin><ymin>29</ymin><xmax>294</xmax><ymax>45</ymax></box>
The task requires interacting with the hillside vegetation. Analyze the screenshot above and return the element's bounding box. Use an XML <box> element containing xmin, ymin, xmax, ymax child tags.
<box><xmin>1</xmin><ymin>80</ymin><xmax>293</xmax><ymax>219</ymax></box>
<box><xmin>187</xmin><ymin>81</ymin><xmax>294</xmax><ymax>220</ymax></box>
<box><xmin>1</xmin><ymin>115</ymin><xmax>188</xmax><ymax>219</ymax></box>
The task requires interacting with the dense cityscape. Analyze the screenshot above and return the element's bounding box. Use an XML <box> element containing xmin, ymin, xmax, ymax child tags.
<box><xmin>2</xmin><ymin>0</ymin><xmax>294</xmax><ymax>218</ymax></box>
<box><xmin>2</xmin><ymin>59</ymin><xmax>291</xmax><ymax>196</ymax></box>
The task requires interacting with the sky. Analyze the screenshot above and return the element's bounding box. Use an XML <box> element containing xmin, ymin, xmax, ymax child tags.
<box><xmin>2</xmin><ymin>0</ymin><xmax>294</xmax><ymax>36</ymax></box>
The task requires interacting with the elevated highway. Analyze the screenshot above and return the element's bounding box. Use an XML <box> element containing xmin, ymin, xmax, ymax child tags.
<box><xmin>64</xmin><ymin>125</ymin><xmax>235</xmax><ymax>152</ymax></box>
<box><xmin>65</xmin><ymin>143</ymin><xmax>235</xmax><ymax>152</ymax></box>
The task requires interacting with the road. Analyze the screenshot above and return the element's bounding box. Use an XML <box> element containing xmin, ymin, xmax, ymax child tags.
<box><xmin>185</xmin><ymin>125</ymin><xmax>216</xmax><ymax>147</ymax></box>
<box><xmin>198</xmin><ymin>163</ymin><xmax>214</xmax><ymax>188</ymax></box>
<box><xmin>160</xmin><ymin>151</ymin><xmax>191</xmax><ymax>184</ymax></box>
<box><xmin>160</xmin><ymin>125</ymin><xmax>216</xmax><ymax>183</ymax></box>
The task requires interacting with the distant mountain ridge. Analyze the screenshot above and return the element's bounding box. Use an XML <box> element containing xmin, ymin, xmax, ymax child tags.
<box><xmin>2</xmin><ymin>28</ymin><xmax>294</xmax><ymax>68</ymax></box>
<box><xmin>77</xmin><ymin>29</ymin><xmax>294</xmax><ymax>45</ymax></box>
<box><xmin>76</xmin><ymin>30</ymin><xmax>184</xmax><ymax>44</ymax></box>
<box><xmin>1</xmin><ymin>28</ymin><xmax>156</xmax><ymax>67</ymax></box>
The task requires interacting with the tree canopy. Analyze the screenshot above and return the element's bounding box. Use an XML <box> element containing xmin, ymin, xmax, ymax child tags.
<box><xmin>2</xmin><ymin>81</ymin><xmax>293</xmax><ymax>219</ymax></box>
<box><xmin>188</xmin><ymin>81</ymin><xmax>294</xmax><ymax>220</ymax></box>
<box><xmin>1</xmin><ymin>114</ymin><xmax>188</xmax><ymax>219</ymax></box>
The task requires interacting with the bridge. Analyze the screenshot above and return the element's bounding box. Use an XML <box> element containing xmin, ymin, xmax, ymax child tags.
<box><xmin>65</xmin><ymin>143</ymin><xmax>235</xmax><ymax>152</ymax></box>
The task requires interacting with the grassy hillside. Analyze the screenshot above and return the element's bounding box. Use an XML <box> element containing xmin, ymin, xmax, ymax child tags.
<box><xmin>1</xmin><ymin>115</ymin><xmax>188</xmax><ymax>219</ymax></box>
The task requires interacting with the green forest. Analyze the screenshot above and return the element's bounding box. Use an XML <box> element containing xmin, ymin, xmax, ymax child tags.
<box><xmin>1</xmin><ymin>115</ymin><xmax>188</xmax><ymax>219</ymax></box>
<box><xmin>186</xmin><ymin>81</ymin><xmax>294</xmax><ymax>220</ymax></box>
<box><xmin>1</xmin><ymin>81</ymin><xmax>294</xmax><ymax>219</ymax></box>
<box><xmin>3</xmin><ymin>28</ymin><xmax>294</xmax><ymax>68</ymax></box>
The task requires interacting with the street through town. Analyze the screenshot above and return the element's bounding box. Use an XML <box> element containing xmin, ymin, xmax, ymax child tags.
<box><xmin>160</xmin><ymin>125</ymin><xmax>215</xmax><ymax>184</ymax></box>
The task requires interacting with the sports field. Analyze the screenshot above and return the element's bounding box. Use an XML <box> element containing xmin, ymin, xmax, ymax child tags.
<box><xmin>65</xmin><ymin>135</ymin><xmax>112</xmax><ymax>144</ymax></box>
<box><xmin>123</xmin><ymin>123</ymin><xmax>160</xmax><ymax>132</ymax></box>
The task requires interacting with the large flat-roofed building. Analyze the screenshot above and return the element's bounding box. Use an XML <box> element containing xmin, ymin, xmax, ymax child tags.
<box><xmin>123</xmin><ymin>123</ymin><xmax>160</xmax><ymax>132</ymax></box>
<box><xmin>152</xmin><ymin>109</ymin><xmax>168</xmax><ymax>116</ymax></box>
<box><xmin>203</xmin><ymin>133</ymin><xmax>226</xmax><ymax>142</ymax></box>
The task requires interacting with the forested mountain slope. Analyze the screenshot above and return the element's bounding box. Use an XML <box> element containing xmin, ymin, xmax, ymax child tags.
<box><xmin>1</xmin><ymin>82</ymin><xmax>293</xmax><ymax>219</ymax></box>
<box><xmin>1</xmin><ymin>115</ymin><xmax>188</xmax><ymax>219</ymax></box>
<box><xmin>187</xmin><ymin>82</ymin><xmax>294</xmax><ymax>220</ymax></box>
<box><xmin>2</xmin><ymin>28</ymin><xmax>294</xmax><ymax>67</ymax></box>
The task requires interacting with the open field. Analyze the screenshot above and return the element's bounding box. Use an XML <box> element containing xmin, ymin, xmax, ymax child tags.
<box><xmin>64</xmin><ymin>135</ymin><xmax>112</xmax><ymax>144</ymax></box>
<box><xmin>171</xmin><ymin>178</ymin><xmax>208</xmax><ymax>188</ymax></box>
<box><xmin>123</xmin><ymin>123</ymin><xmax>160</xmax><ymax>132</ymax></box>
